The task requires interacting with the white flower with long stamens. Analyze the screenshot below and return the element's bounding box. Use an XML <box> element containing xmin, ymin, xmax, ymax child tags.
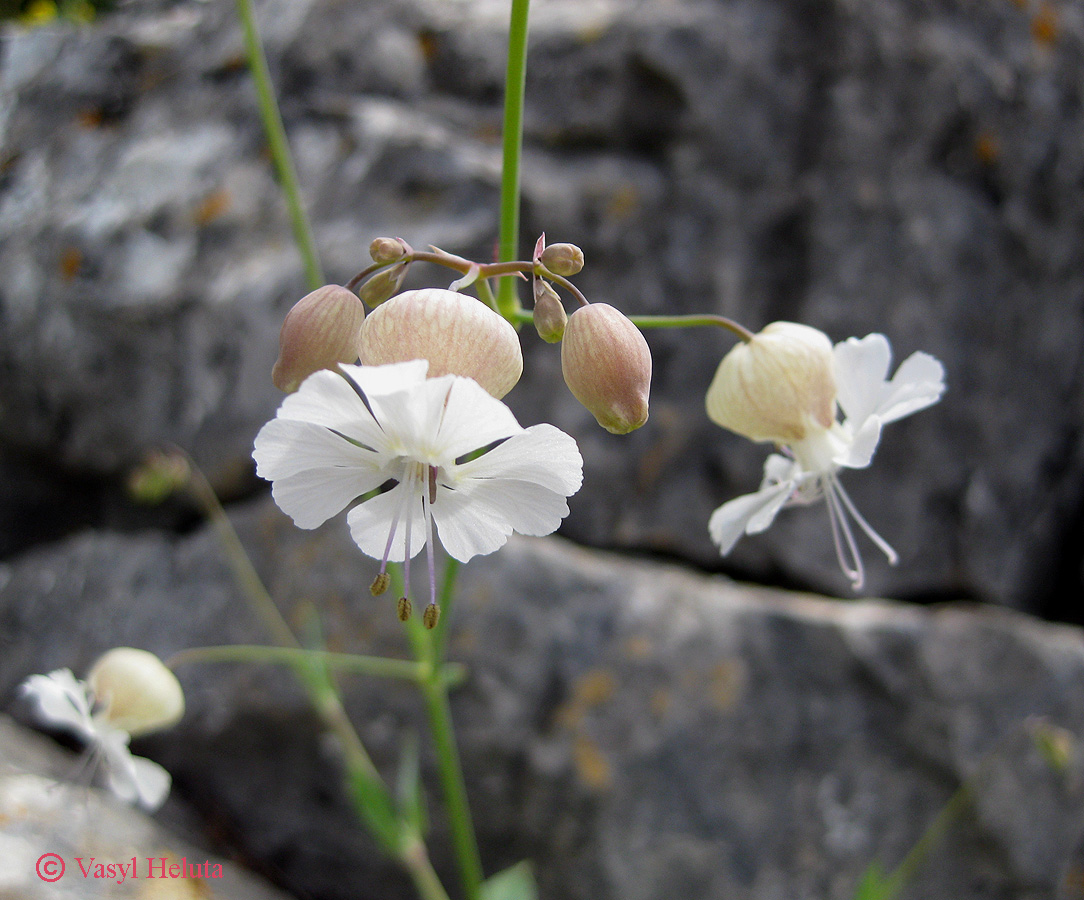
<box><xmin>253</xmin><ymin>360</ymin><xmax>583</xmax><ymax>615</ymax></box>
<box><xmin>706</xmin><ymin>330</ymin><xmax>945</xmax><ymax>590</ymax></box>
<box><xmin>21</xmin><ymin>652</ymin><xmax>183</xmax><ymax>811</ymax></box>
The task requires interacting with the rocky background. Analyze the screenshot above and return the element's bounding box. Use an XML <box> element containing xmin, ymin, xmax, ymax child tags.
<box><xmin>1</xmin><ymin>0</ymin><xmax>1084</xmax><ymax>898</ymax></box>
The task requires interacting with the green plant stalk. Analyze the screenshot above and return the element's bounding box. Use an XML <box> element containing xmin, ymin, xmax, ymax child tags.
<box><xmin>496</xmin><ymin>0</ymin><xmax>532</xmax><ymax>321</ymax></box>
<box><xmin>879</xmin><ymin>781</ymin><xmax>974</xmax><ymax>900</ymax></box>
<box><xmin>395</xmin><ymin>560</ymin><xmax>484</xmax><ymax>900</ymax></box>
<box><xmin>510</xmin><ymin>309</ymin><xmax>755</xmax><ymax>341</ymax></box>
<box><xmin>234</xmin><ymin>0</ymin><xmax>325</xmax><ymax>290</ymax></box>
<box><xmin>168</xmin><ymin>644</ymin><xmax>464</xmax><ymax>685</ymax></box>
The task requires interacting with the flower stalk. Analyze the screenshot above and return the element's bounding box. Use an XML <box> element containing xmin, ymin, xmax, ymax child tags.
<box><xmin>234</xmin><ymin>0</ymin><xmax>324</xmax><ymax>290</ymax></box>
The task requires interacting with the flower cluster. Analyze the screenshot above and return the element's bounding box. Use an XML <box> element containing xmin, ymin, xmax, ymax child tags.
<box><xmin>259</xmin><ymin>237</ymin><xmax>656</xmax><ymax>619</ymax></box>
<box><xmin>260</xmin><ymin>233</ymin><xmax>946</xmax><ymax>605</ymax></box>
<box><xmin>21</xmin><ymin>648</ymin><xmax>185</xmax><ymax>811</ymax></box>
<box><xmin>705</xmin><ymin>324</ymin><xmax>945</xmax><ymax>589</ymax></box>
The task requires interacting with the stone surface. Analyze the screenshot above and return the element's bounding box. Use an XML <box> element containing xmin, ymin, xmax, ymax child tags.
<box><xmin>2</xmin><ymin>498</ymin><xmax>1083</xmax><ymax>900</ymax></box>
<box><xmin>0</xmin><ymin>0</ymin><xmax>1082</xmax><ymax>609</ymax></box>
<box><xmin>0</xmin><ymin>714</ymin><xmax>298</xmax><ymax>900</ymax></box>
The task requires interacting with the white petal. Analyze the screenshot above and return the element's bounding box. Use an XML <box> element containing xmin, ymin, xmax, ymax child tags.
<box><xmin>833</xmin><ymin>334</ymin><xmax>892</xmax><ymax>427</ymax></box>
<box><xmin>454</xmin><ymin>424</ymin><xmax>583</xmax><ymax>495</ymax></box>
<box><xmin>708</xmin><ymin>479</ymin><xmax>795</xmax><ymax>554</ymax></box>
<box><xmin>347</xmin><ymin>481</ymin><xmax>427</xmax><ymax>562</ymax></box>
<box><xmin>254</xmin><ymin>417</ymin><xmax>385</xmax><ymax>481</ymax></box>
<box><xmin>429</xmin><ymin>488</ymin><xmax>515</xmax><ymax>562</ymax></box>
<box><xmin>339</xmin><ymin>359</ymin><xmax>430</xmax><ymax>398</ymax></box>
<box><xmin>271</xmin><ymin>466</ymin><xmax>390</xmax><ymax>530</ymax></box>
<box><xmin>433</xmin><ymin>478</ymin><xmax>571</xmax><ymax>562</ymax></box>
<box><xmin>21</xmin><ymin>670</ymin><xmax>96</xmax><ymax>741</ymax></box>
<box><xmin>874</xmin><ymin>351</ymin><xmax>946</xmax><ymax>423</ymax></box>
<box><xmin>363</xmin><ymin>374</ymin><xmax>449</xmax><ymax>454</ymax></box>
<box><xmin>836</xmin><ymin>416</ymin><xmax>882</xmax><ymax>470</ymax></box>
<box><xmin>432</xmin><ymin>376</ymin><xmax>524</xmax><ymax>461</ymax></box>
<box><xmin>275</xmin><ymin>368</ymin><xmax>389</xmax><ymax>450</ymax></box>
<box><xmin>98</xmin><ymin>735</ymin><xmax>172</xmax><ymax>811</ymax></box>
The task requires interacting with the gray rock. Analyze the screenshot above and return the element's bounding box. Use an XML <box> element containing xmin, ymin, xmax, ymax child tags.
<box><xmin>0</xmin><ymin>714</ymin><xmax>298</xmax><ymax>900</ymax></box>
<box><xmin>0</xmin><ymin>0</ymin><xmax>1081</xmax><ymax>605</ymax></box>
<box><xmin>2</xmin><ymin>499</ymin><xmax>1083</xmax><ymax>900</ymax></box>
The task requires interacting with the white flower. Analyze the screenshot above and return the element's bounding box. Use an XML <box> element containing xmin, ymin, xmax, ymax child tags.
<box><xmin>21</xmin><ymin>667</ymin><xmax>174</xmax><ymax>811</ymax></box>
<box><xmin>708</xmin><ymin>332</ymin><xmax>945</xmax><ymax>590</ymax></box>
<box><xmin>252</xmin><ymin>360</ymin><xmax>583</xmax><ymax>613</ymax></box>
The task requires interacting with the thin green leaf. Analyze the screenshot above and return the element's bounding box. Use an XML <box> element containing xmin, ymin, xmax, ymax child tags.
<box><xmin>396</xmin><ymin>733</ymin><xmax>429</xmax><ymax>838</ymax></box>
<box><xmin>852</xmin><ymin>861</ymin><xmax>894</xmax><ymax>900</ymax></box>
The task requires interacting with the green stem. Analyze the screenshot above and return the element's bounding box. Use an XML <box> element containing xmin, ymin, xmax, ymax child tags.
<box><xmin>629</xmin><ymin>313</ymin><xmax>754</xmax><ymax>342</ymax></box>
<box><xmin>234</xmin><ymin>0</ymin><xmax>324</xmax><ymax>290</ymax></box>
<box><xmin>397</xmin><ymin>561</ymin><xmax>484</xmax><ymax>900</ymax></box>
<box><xmin>422</xmin><ymin>677</ymin><xmax>483</xmax><ymax>899</ymax></box>
<box><xmin>402</xmin><ymin>840</ymin><xmax>454</xmax><ymax>900</ymax></box>
<box><xmin>880</xmin><ymin>782</ymin><xmax>974</xmax><ymax>900</ymax></box>
<box><xmin>496</xmin><ymin>0</ymin><xmax>532</xmax><ymax>320</ymax></box>
<box><xmin>185</xmin><ymin>465</ymin><xmax>300</xmax><ymax>650</ymax></box>
<box><xmin>167</xmin><ymin>644</ymin><xmax>464</xmax><ymax>686</ymax></box>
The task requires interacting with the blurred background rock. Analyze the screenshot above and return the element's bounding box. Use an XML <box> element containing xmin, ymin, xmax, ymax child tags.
<box><xmin>1</xmin><ymin>0</ymin><xmax>1083</xmax><ymax>898</ymax></box>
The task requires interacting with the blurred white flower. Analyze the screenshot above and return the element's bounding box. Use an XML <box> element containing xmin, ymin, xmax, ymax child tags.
<box><xmin>21</xmin><ymin>659</ymin><xmax>181</xmax><ymax>811</ymax></box>
<box><xmin>253</xmin><ymin>360</ymin><xmax>583</xmax><ymax>612</ymax></box>
<box><xmin>707</xmin><ymin>331</ymin><xmax>945</xmax><ymax>589</ymax></box>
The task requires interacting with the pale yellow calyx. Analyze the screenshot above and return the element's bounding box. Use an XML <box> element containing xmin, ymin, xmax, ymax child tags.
<box><xmin>705</xmin><ymin>321</ymin><xmax>836</xmax><ymax>444</ymax></box>
<box><xmin>272</xmin><ymin>285</ymin><xmax>366</xmax><ymax>393</ymax></box>
<box><xmin>88</xmin><ymin>648</ymin><xmax>185</xmax><ymax>737</ymax></box>
<box><xmin>357</xmin><ymin>288</ymin><xmax>523</xmax><ymax>398</ymax></box>
<box><xmin>561</xmin><ymin>303</ymin><xmax>652</xmax><ymax>434</ymax></box>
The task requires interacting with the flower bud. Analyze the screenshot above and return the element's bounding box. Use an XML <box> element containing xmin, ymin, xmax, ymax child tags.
<box><xmin>272</xmin><ymin>285</ymin><xmax>366</xmax><ymax>393</ymax></box>
<box><xmin>561</xmin><ymin>303</ymin><xmax>651</xmax><ymax>434</ymax></box>
<box><xmin>533</xmin><ymin>281</ymin><xmax>567</xmax><ymax>343</ymax></box>
<box><xmin>358</xmin><ymin>288</ymin><xmax>523</xmax><ymax>398</ymax></box>
<box><xmin>88</xmin><ymin>648</ymin><xmax>185</xmax><ymax>737</ymax></box>
<box><xmin>369</xmin><ymin>236</ymin><xmax>409</xmax><ymax>264</ymax></box>
<box><xmin>359</xmin><ymin>261</ymin><xmax>410</xmax><ymax>308</ymax></box>
<box><xmin>539</xmin><ymin>242</ymin><xmax>585</xmax><ymax>276</ymax></box>
<box><xmin>705</xmin><ymin>321</ymin><xmax>836</xmax><ymax>444</ymax></box>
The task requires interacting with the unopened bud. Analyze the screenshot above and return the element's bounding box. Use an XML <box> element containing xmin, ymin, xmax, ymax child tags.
<box><xmin>539</xmin><ymin>242</ymin><xmax>584</xmax><ymax>276</ymax></box>
<box><xmin>369</xmin><ymin>236</ymin><xmax>409</xmax><ymax>264</ymax></box>
<box><xmin>359</xmin><ymin>262</ymin><xmax>410</xmax><ymax>308</ymax></box>
<box><xmin>705</xmin><ymin>322</ymin><xmax>836</xmax><ymax>444</ymax></box>
<box><xmin>1033</xmin><ymin>722</ymin><xmax>1075</xmax><ymax>774</ymax></box>
<box><xmin>397</xmin><ymin>596</ymin><xmax>413</xmax><ymax>621</ymax></box>
<box><xmin>533</xmin><ymin>281</ymin><xmax>567</xmax><ymax>343</ymax></box>
<box><xmin>371</xmin><ymin>572</ymin><xmax>390</xmax><ymax>596</ymax></box>
<box><xmin>358</xmin><ymin>288</ymin><xmax>523</xmax><ymax>398</ymax></box>
<box><xmin>88</xmin><ymin>648</ymin><xmax>185</xmax><ymax>737</ymax></box>
<box><xmin>127</xmin><ymin>451</ymin><xmax>191</xmax><ymax>505</ymax></box>
<box><xmin>272</xmin><ymin>285</ymin><xmax>366</xmax><ymax>393</ymax></box>
<box><xmin>423</xmin><ymin>603</ymin><xmax>440</xmax><ymax>630</ymax></box>
<box><xmin>561</xmin><ymin>303</ymin><xmax>651</xmax><ymax>434</ymax></box>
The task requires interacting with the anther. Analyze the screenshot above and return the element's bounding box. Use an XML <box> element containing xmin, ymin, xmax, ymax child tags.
<box><xmin>371</xmin><ymin>572</ymin><xmax>390</xmax><ymax>596</ymax></box>
<box><xmin>422</xmin><ymin>603</ymin><xmax>440</xmax><ymax>630</ymax></box>
<box><xmin>397</xmin><ymin>596</ymin><xmax>413</xmax><ymax>621</ymax></box>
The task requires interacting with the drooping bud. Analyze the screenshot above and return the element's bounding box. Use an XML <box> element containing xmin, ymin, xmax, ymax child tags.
<box><xmin>397</xmin><ymin>596</ymin><xmax>413</xmax><ymax>622</ymax></box>
<box><xmin>561</xmin><ymin>303</ymin><xmax>651</xmax><ymax>434</ymax></box>
<box><xmin>359</xmin><ymin>261</ymin><xmax>410</xmax><ymax>308</ymax></box>
<box><xmin>705</xmin><ymin>321</ymin><xmax>836</xmax><ymax>444</ymax></box>
<box><xmin>358</xmin><ymin>288</ymin><xmax>523</xmax><ymax>398</ymax></box>
<box><xmin>423</xmin><ymin>603</ymin><xmax>440</xmax><ymax>630</ymax></box>
<box><xmin>272</xmin><ymin>285</ymin><xmax>366</xmax><ymax>393</ymax></box>
<box><xmin>369</xmin><ymin>236</ymin><xmax>409</xmax><ymax>264</ymax></box>
<box><xmin>87</xmin><ymin>648</ymin><xmax>185</xmax><ymax>737</ymax></box>
<box><xmin>539</xmin><ymin>242</ymin><xmax>585</xmax><ymax>276</ymax></box>
<box><xmin>371</xmin><ymin>572</ymin><xmax>390</xmax><ymax>596</ymax></box>
<box><xmin>533</xmin><ymin>280</ymin><xmax>567</xmax><ymax>343</ymax></box>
